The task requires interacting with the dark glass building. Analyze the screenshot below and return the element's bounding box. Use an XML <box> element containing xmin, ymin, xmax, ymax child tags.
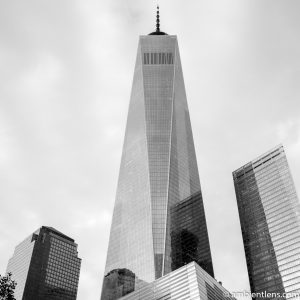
<box><xmin>101</xmin><ymin>10</ymin><xmax>214</xmax><ymax>300</ymax></box>
<box><xmin>7</xmin><ymin>226</ymin><xmax>81</xmax><ymax>300</ymax></box>
<box><xmin>233</xmin><ymin>145</ymin><xmax>300</xmax><ymax>299</ymax></box>
<box><xmin>170</xmin><ymin>191</ymin><xmax>214</xmax><ymax>276</ymax></box>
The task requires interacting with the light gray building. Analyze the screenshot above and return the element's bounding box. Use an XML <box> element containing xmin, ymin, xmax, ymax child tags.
<box><xmin>233</xmin><ymin>145</ymin><xmax>300</xmax><ymax>299</ymax></box>
<box><xmin>120</xmin><ymin>262</ymin><xmax>235</xmax><ymax>300</ymax></box>
<box><xmin>7</xmin><ymin>226</ymin><xmax>81</xmax><ymax>300</ymax></box>
<box><xmin>101</xmin><ymin>8</ymin><xmax>215</xmax><ymax>300</ymax></box>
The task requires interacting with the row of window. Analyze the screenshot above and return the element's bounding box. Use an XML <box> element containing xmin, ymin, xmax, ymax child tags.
<box><xmin>143</xmin><ymin>52</ymin><xmax>174</xmax><ymax>65</ymax></box>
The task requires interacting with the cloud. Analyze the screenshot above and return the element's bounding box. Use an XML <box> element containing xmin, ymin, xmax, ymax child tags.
<box><xmin>72</xmin><ymin>210</ymin><xmax>112</xmax><ymax>230</ymax></box>
<box><xmin>22</xmin><ymin>54</ymin><xmax>64</xmax><ymax>94</ymax></box>
<box><xmin>277</xmin><ymin>119</ymin><xmax>300</xmax><ymax>144</ymax></box>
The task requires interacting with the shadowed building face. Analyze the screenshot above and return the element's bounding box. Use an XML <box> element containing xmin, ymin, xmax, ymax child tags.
<box><xmin>101</xmin><ymin>21</ymin><xmax>214</xmax><ymax>300</ymax></box>
<box><xmin>7</xmin><ymin>226</ymin><xmax>81</xmax><ymax>300</ymax></box>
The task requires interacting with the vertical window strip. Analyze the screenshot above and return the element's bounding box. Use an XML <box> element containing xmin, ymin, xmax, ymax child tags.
<box><xmin>143</xmin><ymin>52</ymin><xmax>174</xmax><ymax>65</ymax></box>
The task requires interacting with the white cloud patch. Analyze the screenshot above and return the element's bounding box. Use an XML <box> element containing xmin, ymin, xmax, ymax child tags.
<box><xmin>21</xmin><ymin>54</ymin><xmax>64</xmax><ymax>94</ymax></box>
<box><xmin>0</xmin><ymin>124</ymin><xmax>16</xmax><ymax>166</ymax></box>
<box><xmin>72</xmin><ymin>210</ymin><xmax>112</xmax><ymax>230</ymax></box>
<box><xmin>277</xmin><ymin>119</ymin><xmax>300</xmax><ymax>145</ymax></box>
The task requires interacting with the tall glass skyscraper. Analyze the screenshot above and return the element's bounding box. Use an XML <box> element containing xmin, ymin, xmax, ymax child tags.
<box><xmin>233</xmin><ymin>145</ymin><xmax>300</xmax><ymax>299</ymax></box>
<box><xmin>7</xmin><ymin>226</ymin><xmax>81</xmax><ymax>300</ymax></box>
<box><xmin>101</xmin><ymin>9</ymin><xmax>214</xmax><ymax>300</ymax></box>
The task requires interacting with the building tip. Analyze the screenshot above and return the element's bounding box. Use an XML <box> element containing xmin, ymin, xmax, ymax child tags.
<box><xmin>148</xmin><ymin>4</ymin><xmax>167</xmax><ymax>35</ymax></box>
<box><xmin>156</xmin><ymin>5</ymin><xmax>160</xmax><ymax>32</ymax></box>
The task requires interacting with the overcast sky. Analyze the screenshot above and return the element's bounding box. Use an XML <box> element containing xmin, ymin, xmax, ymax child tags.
<box><xmin>1</xmin><ymin>1</ymin><xmax>300</xmax><ymax>299</ymax></box>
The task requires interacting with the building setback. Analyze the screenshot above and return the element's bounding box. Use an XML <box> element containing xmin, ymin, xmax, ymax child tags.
<box><xmin>7</xmin><ymin>226</ymin><xmax>81</xmax><ymax>300</ymax></box>
<box><xmin>100</xmin><ymin>8</ymin><xmax>215</xmax><ymax>300</ymax></box>
<box><xmin>233</xmin><ymin>145</ymin><xmax>300</xmax><ymax>299</ymax></box>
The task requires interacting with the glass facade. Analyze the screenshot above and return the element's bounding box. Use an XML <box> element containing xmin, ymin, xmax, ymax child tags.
<box><xmin>170</xmin><ymin>191</ymin><xmax>214</xmax><ymax>276</ymax></box>
<box><xmin>233</xmin><ymin>145</ymin><xmax>300</xmax><ymax>299</ymax></box>
<box><xmin>6</xmin><ymin>233</ymin><xmax>36</xmax><ymax>300</ymax></box>
<box><xmin>101</xmin><ymin>34</ymin><xmax>214</xmax><ymax>299</ymax></box>
<box><xmin>118</xmin><ymin>262</ymin><xmax>235</xmax><ymax>300</ymax></box>
<box><xmin>7</xmin><ymin>226</ymin><xmax>81</xmax><ymax>300</ymax></box>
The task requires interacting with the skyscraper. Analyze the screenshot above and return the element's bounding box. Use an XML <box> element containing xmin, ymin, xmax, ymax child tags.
<box><xmin>7</xmin><ymin>226</ymin><xmax>81</xmax><ymax>300</ymax></box>
<box><xmin>233</xmin><ymin>145</ymin><xmax>300</xmax><ymax>299</ymax></box>
<box><xmin>101</xmin><ymin>8</ymin><xmax>214</xmax><ymax>300</ymax></box>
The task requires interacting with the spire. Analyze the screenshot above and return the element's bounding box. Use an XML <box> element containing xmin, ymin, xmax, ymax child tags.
<box><xmin>156</xmin><ymin>5</ymin><xmax>160</xmax><ymax>32</ymax></box>
<box><xmin>149</xmin><ymin>5</ymin><xmax>167</xmax><ymax>35</ymax></box>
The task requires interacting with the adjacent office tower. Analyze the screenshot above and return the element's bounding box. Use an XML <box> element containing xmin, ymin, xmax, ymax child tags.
<box><xmin>7</xmin><ymin>226</ymin><xmax>81</xmax><ymax>300</ymax></box>
<box><xmin>233</xmin><ymin>145</ymin><xmax>300</xmax><ymax>299</ymax></box>
<box><xmin>101</xmin><ymin>8</ymin><xmax>214</xmax><ymax>300</ymax></box>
